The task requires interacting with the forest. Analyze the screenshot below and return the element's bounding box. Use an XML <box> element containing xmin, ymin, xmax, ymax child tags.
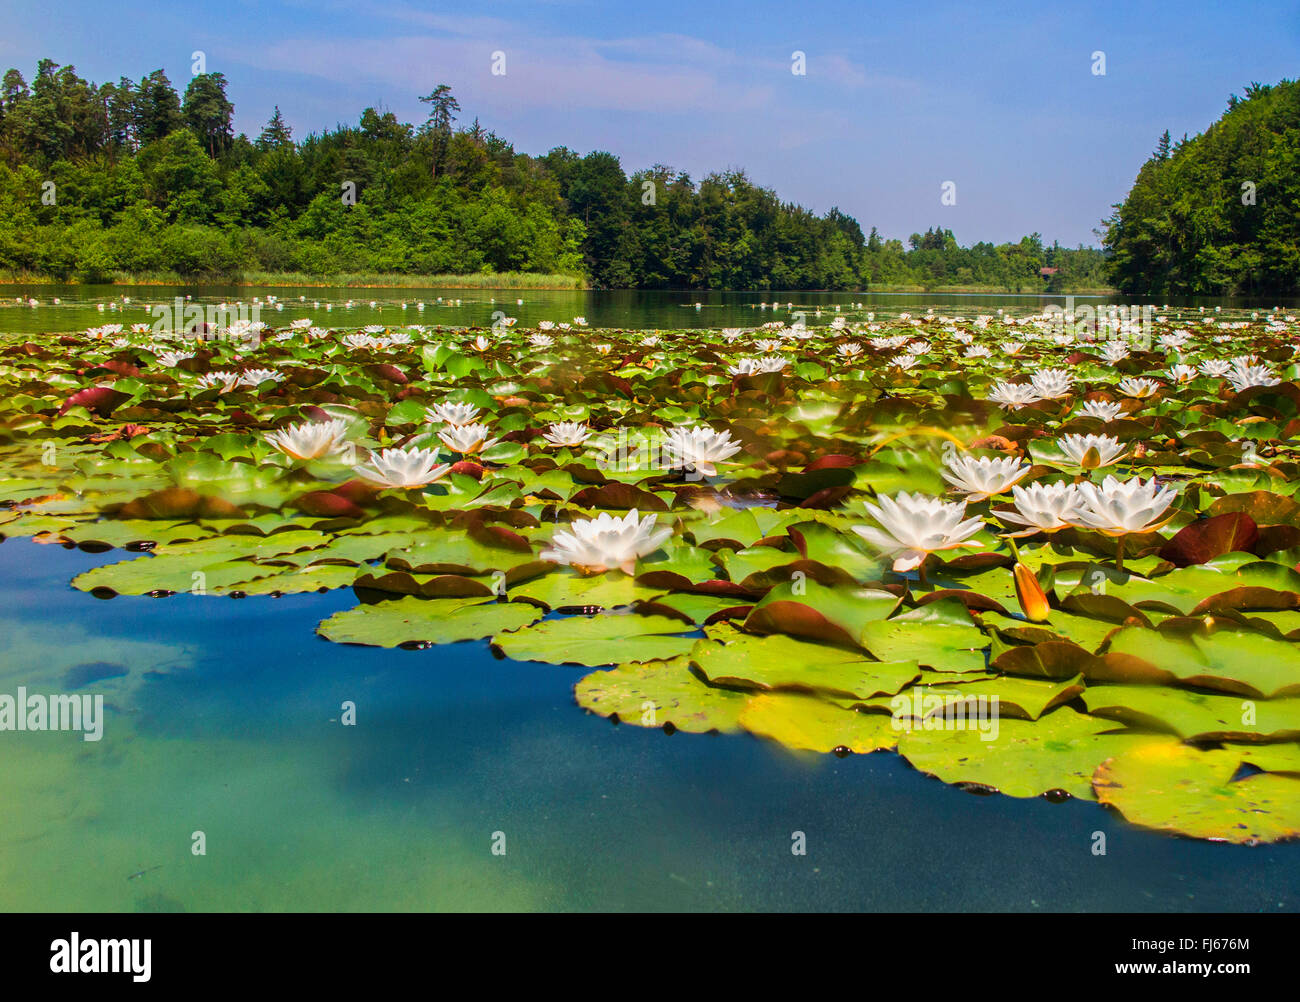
<box><xmin>0</xmin><ymin>58</ymin><xmax>1108</xmax><ymax>290</ymax></box>
<box><xmin>1103</xmin><ymin>79</ymin><xmax>1300</xmax><ymax>295</ymax></box>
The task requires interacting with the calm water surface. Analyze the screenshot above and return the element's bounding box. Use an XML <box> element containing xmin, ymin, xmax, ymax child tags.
<box><xmin>1</xmin><ymin>286</ymin><xmax>1297</xmax><ymax>911</ymax></box>
<box><xmin>3</xmin><ymin>284</ymin><xmax>1299</xmax><ymax>335</ymax></box>
<box><xmin>1</xmin><ymin>539</ymin><xmax>1296</xmax><ymax>912</ymax></box>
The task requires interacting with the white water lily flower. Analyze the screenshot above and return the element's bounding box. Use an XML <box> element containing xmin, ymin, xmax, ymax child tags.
<box><xmin>573</xmin><ymin>317</ymin><xmax>588</xmax><ymax>327</ymax></box>
<box><xmin>342</xmin><ymin>333</ymin><xmax>376</xmax><ymax>349</ymax></box>
<box><xmin>719</xmin><ymin>328</ymin><xmax>745</xmax><ymax>342</ymax></box>
<box><xmin>1117</xmin><ymin>376</ymin><xmax>1160</xmax><ymax>398</ymax></box>
<box><xmin>1000</xmin><ymin>482</ymin><xmax>1086</xmax><ymax>535</ymax></box>
<box><xmin>1030</xmin><ymin>368</ymin><xmax>1073</xmax><ymax>399</ymax></box>
<box><xmin>239</xmin><ymin>367</ymin><xmax>282</xmax><ymax>387</ymax></box>
<box><xmin>755</xmin><ymin>338</ymin><xmax>783</xmax><ymax>353</ymax></box>
<box><xmin>196</xmin><ymin>370</ymin><xmax>241</xmax><ymax>393</ymax></box>
<box><xmin>640</xmin><ymin>334</ymin><xmax>661</xmax><ymax>347</ymax></box>
<box><xmin>890</xmin><ymin>354</ymin><xmax>919</xmax><ymax>370</ymax></box>
<box><xmin>593</xmin><ymin>343</ymin><xmax>613</xmax><ymax>354</ymax></box>
<box><xmin>529</xmin><ymin>333</ymin><xmax>554</xmax><ymax>349</ymax></box>
<box><xmin>539</xmin><ymin>509</ymin><xmax>671</xmax><ymax>575</ymax></box>
<box><xmin>437</xmin><ymin>422</ymin><xmax>501</xmax><ymax>456</ymax></box>
<box><xmin>906</xmin><ymin>340</ymin><xmax>931</xmax><ymax>355</ymax></box>
<box><xmin>154</xmin><ymin>350</ymin><xmax>194</xmax><ymax>367</ymax></box>
<box><xmin>266</xmin><ymin>418</ymin><xmax>351</xmax><ymax>461</ymax></box>
<box><xmin>542</xmin><ymin>421</ymin><xmax>592</xmax><ymax>447</ymax></box>
<box><xmin>427</xmin><ymin>401</ymin><xmax>480</xmax><ymax>425</ymax></box>
<box><xmin>836</xmin><ymin>342</ymin><xmax>863</xmax><ymax>358</ymax></box>
<box><xmin>1057</xmin><ymin>433</ymin><xmax>1126</xmax><ymax>468</ymax></box>
<box><xmin>728</xmin><ymin>358</ymin><xmax>764</xmax><ymax>377</ymax></box>
<box><xmin>852</xmin><ymin>492</ymin><xmax>985</xmax><ymax>572</ymax></box>
<box><xmin>1070</xmin><ymin>475</ymin><xmax>1177</xmax><ymax>535</ymax></box>
<box><xmin>1077</xmin><ymin>399</ymin><xmax>1124</xmax><ymax>422</ymax></box>
<box><xmin>1165</xmin><ymin>364</ymin><xmax>1198</xmax><ymax>384</ymax></box>
<box><xmin>1000</xmin><ymin>341</ymin><xmax>1025</xmax><ymax>356</ymax></box>
<box><xmin>664</xmin><ymin>425</ymin><xmax>743</xmax><ymax>477</ymax></box>
<box><xmin>987</xmin><ymin>380</ymin><xmax>1042</xmax><ymax>409</ymax></box>
<box><xmin>964</xmin><ymin>345</ymin><xmax>992</xmax><ymax>358</ymax></box>
<box><xmin>1099</xmin><ymin>342</ymin><xmax>1130</xmax><ymax>363</ymax></box>
<box><xmin>1227</xmin><ymin>362</ymin><xmax>1281</xmax><ymax>393</ymax></box>
<box><xmin>941</xmin><ymin>454</ymin><xmax>1031</xmax><ymax>501</ymax></box>
<box><xmin>353</xmin><ymin>446</ymin><xmax>452</xmax><ymax>488</ymax></box>
<box><xmin>469</xmin><ymin>335</ymin><xmax>491</xmax><ymax>351</ymax></box>
<box><xmin>1199</xmin><ymin>359</ymin><xmax>1231</xmax><ymax>377</ymax></box>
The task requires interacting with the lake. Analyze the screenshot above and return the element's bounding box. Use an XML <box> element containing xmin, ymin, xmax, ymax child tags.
<box><xmin>1</xmin><ymin>285</ymin><xmax>1297</xmax><ymax>912</ymax></box>
<box><xmin>3</xmin><ymin>284</ymin><xmax>1299</xmax><ymax>337</ymax></box>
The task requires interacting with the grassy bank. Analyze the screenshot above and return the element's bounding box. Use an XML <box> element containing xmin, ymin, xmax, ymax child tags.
<box><xmin>0</xmin><ymin>270</ymin><xmax>590</xmax><ymax>290</ymax></box>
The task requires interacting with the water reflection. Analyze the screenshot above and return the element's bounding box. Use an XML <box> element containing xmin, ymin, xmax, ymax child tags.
<box><xmin>0</xmin><ymin>539</ymin><xmax>1295</xmax><ymax>912</ymax></box>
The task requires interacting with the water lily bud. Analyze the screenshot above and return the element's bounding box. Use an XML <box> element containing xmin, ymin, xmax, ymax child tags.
<box><xmin>1013</xmin><ymin>562</ymin><xmax>1051</xmax><ymax>622</ymax></box>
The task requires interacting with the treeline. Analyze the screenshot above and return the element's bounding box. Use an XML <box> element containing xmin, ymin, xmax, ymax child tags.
<box><xmin>1104</xmin><ymin>79</ymin><xmax>1300</xmax><ymax>295</ymax></box>
<box><xmin>0</xmin><ymin>58</ymin><xmax>1106</xmax><ymax>290</ymax></box>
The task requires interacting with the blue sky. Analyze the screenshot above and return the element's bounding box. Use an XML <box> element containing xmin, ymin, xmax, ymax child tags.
<box><xmin>5</xmin><ymin>0</ymin><xmax>1297</xmax><ymax>247</ymax></box>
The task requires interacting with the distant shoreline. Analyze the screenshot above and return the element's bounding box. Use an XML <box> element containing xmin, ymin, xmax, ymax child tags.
<box><xmin>0</xmin><ymin>271</ymin><xmax>590</xmax><ymax>291</ymax></box>
<box><xmin>0</xmin><ymin>271</ymin><xmax>1118</xmax><ymax>295</ymax></box>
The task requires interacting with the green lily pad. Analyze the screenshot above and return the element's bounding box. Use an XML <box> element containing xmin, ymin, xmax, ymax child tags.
<box><xmin>318</xmin><ymin>596</ymin><xmax>542</xmax><ymax>647</ymax></box>
<box><xmin>691</xmin><ymin>631</ymin><xmax>919</xmax><ymax>699</ymax></box>
<box><xmin>1080</xmin><ymin>683</ymin><xmax>1300</xmax><ymax>740</ymax></box>
<box><xmin>860</xmin><ymin>599</ymin><xmax>990</xmax><ymax>672</ymax></box>
<box><xmin>738</xmin><ymin>693</ymin><xmax>899</xmax><ymax>753</ymax></box>
<box><xmin>1106</xmin><ymin>626</ymin><xmax>1300</xmax><ymax>698</ymax></box>
<box><xmin>899</xmin><ymin>708</ymin><xmax>1174</xmax><ymax>799</ymax></box>
<box><xmin>574</xmin><ymin>656</ymin><xmax>748</xmax><ymax>733</ymax></box>
<box><xmin>1093</xmin><ymin>742</ymin><xmax>1300</xmax><ymax>844</ymax></box>
<box><xmin>494</xmin><ymin>612</ymin><xmax>700</xmax><ymax>666</ymax></box>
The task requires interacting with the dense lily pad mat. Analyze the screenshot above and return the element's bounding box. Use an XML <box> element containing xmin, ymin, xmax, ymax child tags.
<box><xmin>5</xmin><ymin>305</ymin><xmax>1300</xmax><ymax>841</ymax></box>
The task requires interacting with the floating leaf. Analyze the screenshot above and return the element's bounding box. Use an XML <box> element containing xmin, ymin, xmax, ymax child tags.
<box><xmin>739</xmin><ymin>693</ymin><xmax>898</xmax><ymax>753</ymax></box>
<box><xmin>692</xmin><ymin>631</ymin><xmax>919</xmax><ymax>699</ymax></box>
<box><xmin>900</xmin><ymin>708</ymin><xmax>1173</xmax><ymax>799</ymax></box>
<box><xmin>318</xmin><ymin>596</ymin><xmax>541</xmax><ymax>647</ymax></box>
<box><xmin>1094</xmin><ymin>742</ymin><xmax>1300</xmax><ymax>844</ymax></box>
<box><xmin>494</xmin><ymin>612</ymin><xmax>699</xmax><ymax>666</ymax></box>
<box><xmin>574</xmin><ymin>656</ymin><xmax>748</xmax><ymax>733</ymax></box>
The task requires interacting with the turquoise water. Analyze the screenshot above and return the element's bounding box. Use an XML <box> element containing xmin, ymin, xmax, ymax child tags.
<box><xmin>1</xmin><ymin>537</ymin><xmax>1296</xmax><ymax>912</ymax></box>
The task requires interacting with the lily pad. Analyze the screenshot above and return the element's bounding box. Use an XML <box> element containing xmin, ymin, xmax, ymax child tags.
<box><xmin>1093</xmin><ymin>742</ymin><xmax>1300</xmax><ymax>844</ymax></box>
<box><xmin>318</xmin><ymin>596</ymin><xmax>542</xmax><ymax>647</ymax></box>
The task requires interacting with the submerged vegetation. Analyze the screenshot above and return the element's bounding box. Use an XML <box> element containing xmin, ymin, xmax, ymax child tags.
<box><xmin>2</xmin><ymin>301</ymin><xmax>1300</xmax><ymax>842</ymax></box>
<box><xmin>0</xmin><ymin>59</ymin><xmax>1108</xmax><ymax>291</ymax></box>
